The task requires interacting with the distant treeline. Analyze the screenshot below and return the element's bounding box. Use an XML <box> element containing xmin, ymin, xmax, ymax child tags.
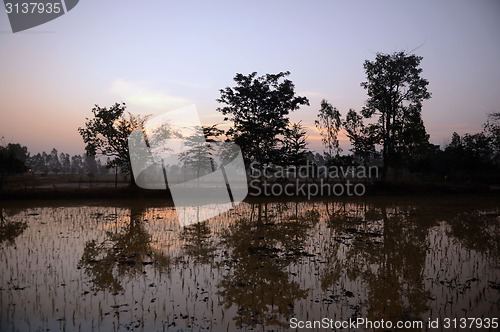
<box><xmin>1</xmin><ymin>146</ymin><xmax>112</xmax><ymax>176</ymax></box>
<box><xmin>28</xmin><ymin>149</ymin><xmax>113</xmax><ymax>175</ymax></box>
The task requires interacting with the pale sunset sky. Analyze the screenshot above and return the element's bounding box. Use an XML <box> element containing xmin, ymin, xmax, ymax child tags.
<box><xmin>1</xmin><ymin>0</ymin><xmax>499</xmax><ymax>155</ymax></box>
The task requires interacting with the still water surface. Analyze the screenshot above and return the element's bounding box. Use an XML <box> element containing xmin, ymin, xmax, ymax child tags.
<box><xmin>0</xmin><ymin>196</ymin><xmax>498</xmax><ymax>331</ymax></box>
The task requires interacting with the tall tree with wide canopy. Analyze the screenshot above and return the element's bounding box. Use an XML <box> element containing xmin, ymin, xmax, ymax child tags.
<box><xmin>361</xmin><ymin>51</ymin><xmax>431</xmax><ymax>179</ymax></box>
<box><xmin>216</xmin><ymin>71</ymin><xmax>309</xmax><ymax>166</ymax></box>
<box><xmin>78</xmin><ymin>103</ymin><xmax>146</xmax><ymax>187</ymax></box>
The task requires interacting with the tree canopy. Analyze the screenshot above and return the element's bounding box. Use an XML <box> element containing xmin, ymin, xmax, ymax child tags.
<box><xmin>315</xmin><ymin>99</ymin><xmax>342</xmax><ymax>159</ymax></box>
<box><xmin>343</xmin><ymin>109</ymin><xmax>377</xmax><ymax>166</ymax></box>
<box><xmin>78</xmin><ymin>103</ymin><xmax>146</xmax><ymax>186</ymax></box>
<box><xmin>216</xmin><ymin>71</ymin><xmax>309</xmax><ymax>166</ymax></box>
<box><xmin>360</xmin><ymin>51</ymin><xmax>431</xmax><ymax>179</ymax></box>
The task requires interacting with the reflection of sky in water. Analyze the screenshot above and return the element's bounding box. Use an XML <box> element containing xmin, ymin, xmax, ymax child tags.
<box><xmin>0</xmin><ymin>198</ymin><xmax>498</xmax><ymax>331</ymax></box>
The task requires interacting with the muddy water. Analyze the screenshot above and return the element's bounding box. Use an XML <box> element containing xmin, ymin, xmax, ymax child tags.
<box><xmin>0</xmin><ymin>196</ymin><xmax>498</xmax><ymax>331</ymax></box>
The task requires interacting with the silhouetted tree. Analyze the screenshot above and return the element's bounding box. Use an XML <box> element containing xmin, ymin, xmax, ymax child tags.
<box><xmin>70</xmin><ymin>154</ymin><xmax>84</xmax><ymax>174</ymax></box>
<box><xmin>59</xmin><ymin>152</ymin><xmax>71</xmax><ymax>174</ymax></box>
<box><xmin>0</xmin><ymin>142</ymin><xmax>28</xmax><ymax>189</ymax></box>
<box><xmin>445</xmin><ymin>133</ymin><xmax>493</xmax><ymax>178</ymax></box>
<box><xmin>203</xmin><ymin>124</ymin><xmax>225</xmax><ymax>142</ymax></box>
<box><xmin>343</xmin><ymin>109</ymin><xmax>377</xmax><ymax>167</ymax></box>
<box><xmin>462</xmin><ymin>132</ymin><xmax>494</xmax><ymax>172</ymax></box>
<box><xmin>78</xmin><ymin>103</ymin><xmax>147</xmax><ymax>187</ymax></box>
<box><xmin>178</xmin><ymin>126</ymin><xmax>215</xmax><ymax>179</ymax></box>
<box><xmin>83</xmin><ymin>154</ymin><xmax>98</xmax><ymax>174</ymax></box>
<box><xmin>48</xmin><ymin>148</ymin><xmax>61</xmax><ymax>173</ymax></box>
<box><xmin>28</xmin><ymin>153</ymin><xmax>44</xmax><ymax>174</ymax></box>
<box><xmin>315</xmin><ymin>99</ymin><xmax>342</xmax><ymax>160</ymax></box>
<box><xmin>484</xmin><ymin>112</ymin><xmax>500</xmax><ymax>164</ymax></box>
<box><xmin>307</xmin><ymin>152</ymin><xmax>326</xmax><ymax>166</ymax></box>
<box><xmin>361</xmin><ymin>51</ymin><xmax>431</xmax><ymax>179</ymax></box>
<box><xmin>217</xmin><ymin>72</ymin><xmax>309</xmax><ymax>166</ymax></box>
<box><xmin>281</xmin><ymin>122</ymin><xmax>309</xmax><ymax>166</ymax></box>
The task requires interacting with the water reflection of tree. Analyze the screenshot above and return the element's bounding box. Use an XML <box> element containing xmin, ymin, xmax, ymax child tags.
<box><xmin>447</xmin><ymin>211</ymin><xmax>499</xmax><ymax>257</ymax></box>
<box><xmin>217</xmin><ymin>203</ymin><xmax>317</xmax><ymax>329</ymax></box>
<box><xmin>363</xmin><ymin>205</ymin><xmax>430</xmax><ymax>323</ymax></box>
<box><xmin>179</xmin><ymin>221</ymin><xmax>216</xmax><ymax>264</ymax></box>
<box><xmin>321</xmin><ymin>202</ymin><xmax>433</xmax><ymax>323</ymax></box>
<box><xmin>78</xmin><ymin>206</ymin><xmax>170</xmax><ymax>293</ymax></box>
<box><xmin>0</xmin><ymin>208</ymin><xmax>27</xmax><ymax>245</ymax></box>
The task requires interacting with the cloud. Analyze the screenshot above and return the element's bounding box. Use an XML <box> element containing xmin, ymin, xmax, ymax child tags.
<box><xmin>109</xmin><ymin>79</ymin><xmax>192</xmax><ymax>109</ymax></box>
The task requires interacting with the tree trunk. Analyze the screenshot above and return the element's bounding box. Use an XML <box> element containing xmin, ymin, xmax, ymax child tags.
<box><xmin>382</xmin><ymin>139</ymin><xmax>389</xmax><ymax>181</ymax></box>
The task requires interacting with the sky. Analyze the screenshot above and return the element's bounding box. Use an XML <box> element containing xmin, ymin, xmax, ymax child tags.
<box><xmin>1</xmin><ymin>0</ymin><xmax>499</xmax><ymax>156</ymax></box>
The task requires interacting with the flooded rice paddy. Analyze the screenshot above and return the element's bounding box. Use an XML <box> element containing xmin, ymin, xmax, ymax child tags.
<box><xmin>0</xmin><ymin>196</ymin><xmax>499</xmax><ymax>331</ymax></box>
